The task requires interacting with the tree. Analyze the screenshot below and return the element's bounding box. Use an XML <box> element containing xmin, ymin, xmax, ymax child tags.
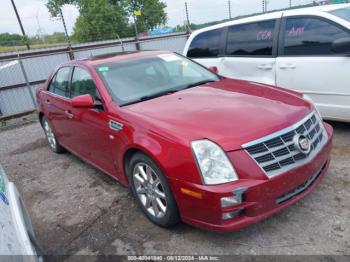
<box><xmin>46</xmin><ymin>0</ymin><xmax>74</xmax><ymax>17</ymax></box>
<box><xmin>0</xmin><ymin>33</ymin><xmax>22</xmax><ymax>45</ymax></box>
<box><xmin>128</xmin><ymin>0</ymin><xmax>167</xmax><ymax>32</ymax></box>
<box><xmin>46</xmin><ymin>0</ymin><xmax>168</xmax><ymax>42</ymax></box>
<box><xmin>72</xmin><ymin>0</ymin><xmax>130</xmax><ymax>42</ymax></box>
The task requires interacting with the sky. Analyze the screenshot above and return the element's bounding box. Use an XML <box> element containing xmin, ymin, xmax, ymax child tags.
<box><xmin>0</xmin><ymin>0</ymin><xmax>315</xmax><ymax>36</ymax></box>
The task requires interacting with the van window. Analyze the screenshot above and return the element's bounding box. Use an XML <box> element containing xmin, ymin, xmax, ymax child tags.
<box><xmin>329</xmin><ymin>7</ymin><xmax>350</xmax><ymax>23</ymax></box>
<box><xmin>226</xmin><ymin>20</ymin><xmax>276</xmax><ymax>56</ymax></box>
<box><xmin>283</xmin><ymin>17</ymin><xmax>350</xmax><ymax>56</ymax></box>
<box><xmin>187</xmin><ymin>28</ymin><xmax>222</xmax><ymax>58</ymax></box>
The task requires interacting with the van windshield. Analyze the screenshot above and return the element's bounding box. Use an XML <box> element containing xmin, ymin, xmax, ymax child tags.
<box><xmin>95</xmin><ymin>53</ymin><xmax>220</xmax><ymax>106</ymax></box>
<box><xmin>329</xmin><ymin>7</ymin><xmax>350</xmax><ymax>22</ymax></box>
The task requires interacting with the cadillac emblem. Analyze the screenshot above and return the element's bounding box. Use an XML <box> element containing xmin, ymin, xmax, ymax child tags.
<box><xmin>294</xmin><ymin>134</ymin><xmax>311</xmax><ymax>154</ymax></box>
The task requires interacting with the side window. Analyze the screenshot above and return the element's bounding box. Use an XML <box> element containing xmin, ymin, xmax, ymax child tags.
<box><xmin>187</xmin><ymin>28</ymin><xmax>223</xmax><ymax>58</ymax></box>
<box><xmin>226</xmin><ymin>20</ymin><xmax>276</xmax><ymax>56</ymax></box>
<box><xmin>71</xmin><ymin>67</ymin><xmax>100</xmax><ymax>101</ymax></box>
<box><xmin>48</xmin><ymin>67</ymin><xmax>71</xmax><ymax>97</ymax></box>
<box><xmin>283</xmin><ymin>17</ymin><xmax>350</xmax><ymax>56</ymax></box>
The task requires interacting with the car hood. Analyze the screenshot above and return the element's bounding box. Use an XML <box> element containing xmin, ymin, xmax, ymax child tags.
<box><xmin>124</xmin><ymin>78</ymin><xmax>312</xmax><ymax>151</ymax></box>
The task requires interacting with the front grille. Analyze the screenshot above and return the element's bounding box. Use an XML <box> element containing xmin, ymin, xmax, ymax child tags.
<box><xmin>243</xmin><ymin>112</ymin><xmax>327</xmax><ymax>178</ymax></box>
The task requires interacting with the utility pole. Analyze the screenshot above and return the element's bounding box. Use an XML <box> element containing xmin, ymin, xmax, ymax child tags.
<box><xmin>10</xmin><ymin>0</ymin><xmax>30</xmax><ymax>50</ymax></box>
<box><xmin>59</xmin><ymin>7</ymin><xmax>74</xmax><ymax>59</ymax></box>
<box><xmin>185</xmin><ymin>2</ymin><xmax>191</xmax><ymax>32</ymax></box>
<box><xmin>262</xmin><ymin>0</ymin><xmax>265</xmax><ymax>13</ymax></box>
<box><xmin>132</xmin><ymin>12</ymin><xmax>140</xmax><ymax>50</ymax></box>
<box><xmin>228</xmin><ymin>0</ymin><xmax>232</xmax><ymax>19</ymax></box>
<box><xmin>262</xmin><ymin>0</ymin><xmax>268</xmax><ymax>12</ymax></box>
<box><xmin>289</xmin><ymin>0</ymin><xmax>292</xmax><ymax>8</ymax></box>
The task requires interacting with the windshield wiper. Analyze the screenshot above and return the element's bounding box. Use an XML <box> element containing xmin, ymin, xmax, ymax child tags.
<box><xmin>139</xmin><ymin>90</ymin><xmax>178</xmax><ymax>102</ymax></box>
<box><xmin>182</xmin><ymin>79</ymin><xmax>217</xmax><ymax>90</ymax></box>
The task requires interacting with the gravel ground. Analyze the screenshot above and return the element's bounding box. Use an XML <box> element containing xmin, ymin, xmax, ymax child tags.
<box><xmin>0</xmin><ymin>120</ymin><xmax>349</xmax><ymax>257</ymax></box>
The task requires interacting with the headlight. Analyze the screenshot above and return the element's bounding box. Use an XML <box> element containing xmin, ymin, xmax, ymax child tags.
<box><xmin>191</xmin><ymin>139</ymin><xmax>239</xmax><ymax>185</ymax></box>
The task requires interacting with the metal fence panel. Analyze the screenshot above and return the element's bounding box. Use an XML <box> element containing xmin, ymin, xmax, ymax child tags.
<box><xmin>74</xmin><ymin>42</ymin><xmax>136</xmax><ymax>59</ymax></box>
<box><xmin>140</xmin><ymin>34</ymin><xmax>188</xmax><ymax>53</ymax></box>
<box><xmin>0</xmin><ymin>60</ymin><xmax>25</xmax><ymax>88</ymax></box>
<box><xmin>0</xmin><ymin>84</ymin><xmax>39</xmax><ymax>116</ymax></box>
<box><xmin>0</xmin><ymin>33</ymin><xmax>189</xmax><ymax>117</ymax></box>
<box><xmin>21</xmin><ymin>54</ymin><xmax>70</xmax><ymax>83</ymax></box>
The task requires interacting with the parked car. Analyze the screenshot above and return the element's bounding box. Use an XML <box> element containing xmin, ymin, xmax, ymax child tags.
<box><xmin>36</xmin><ymin>51</ymin><xmax>333</xmax><ymax>232</ymax></box>
<box><xmin>0</xmin><ymin>165</ymin><xmax>43</xmax><ymax>259</ymax></box>
<box><xmin>183</xmin><ymin>4</ymin><xmax>350</xmax><ymax>122</ymax></box>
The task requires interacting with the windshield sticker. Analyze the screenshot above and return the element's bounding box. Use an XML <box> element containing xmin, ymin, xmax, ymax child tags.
<box><xmin>98</xmin><ymin>66</ymin><xmax>109</xmax><ymax>72</ymax></box>
<box><xmin>287</xmin><ymin>27</ymin><xmax>305</xmax><ymax>37</ymax></box>
<box><xmin>157</xmin><ymin>54</ymin><xmax>181</xmax><ymax>62</ymax></box>
<box><xmin>256</xmin><ymin>30</ymin><xmax>273</xmax><ymax>41</ymax></box>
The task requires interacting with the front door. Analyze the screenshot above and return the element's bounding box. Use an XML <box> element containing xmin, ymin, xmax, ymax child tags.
<box><xmin>276</xmin><ymin>16</ymin><xmax>350</xmax><ymax>121</ymax></box>
<box><xmin>66</xmin><ymin>66</ymin><xmax>119</xmax><ymax>175</ymax></box>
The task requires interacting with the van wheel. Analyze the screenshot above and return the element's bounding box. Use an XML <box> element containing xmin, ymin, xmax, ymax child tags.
<box><xmin>41</xmin><ymin>117</ymin><xmax>65</xmax><ymax>153</ymax></box>
<box><xmin>128</xmin><ymin>152</ymin><xmax>180</xmax><ymax>228</ymax></box>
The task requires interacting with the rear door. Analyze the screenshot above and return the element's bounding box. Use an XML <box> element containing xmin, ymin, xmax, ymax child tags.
<box><xmin>219</xmin><ymin>19</ymin><xmax>279</xmax><ymax>85</ymax></box>
<box><xmin>276</xmin><ymin>15</ymin><xmax>350</xmax><ymax>121</ymax></box>
<box><xmin>43</xmin><ymin>67</ymin><xmax>72</xmax><ymax>146</ymax></box>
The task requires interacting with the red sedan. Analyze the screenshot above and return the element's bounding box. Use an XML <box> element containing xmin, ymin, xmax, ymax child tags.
<box><xmin>36</xmin><ymin>51</ymin><xmax>333</xmax><ymax>232</ymax></box>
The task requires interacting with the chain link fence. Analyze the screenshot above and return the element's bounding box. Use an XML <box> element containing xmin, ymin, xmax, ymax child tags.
<box><xmin>1</xmin><ymin>0</ymin><xmax>348</xmax><ymax>121</ymax></box>
<box><xmin>0</xmin><ymin>32</ymin><xmax>189</xmax><ymax>119</ymax></box>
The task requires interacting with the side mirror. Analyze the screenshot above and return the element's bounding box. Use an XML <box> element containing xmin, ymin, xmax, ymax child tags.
<box><xmin>331</xmin><ymin>37</ymin><xmax>350</xmax><ymax>54</ymax></box>
<box><xmin>208</xmin><ymin>66</ymin><xmax>218</xmax><ymax>74</ymax></box>
<box><xmin>71</xmin><ymin>94</ymin><xmax>95</xmax><ymax>108</ymax></box>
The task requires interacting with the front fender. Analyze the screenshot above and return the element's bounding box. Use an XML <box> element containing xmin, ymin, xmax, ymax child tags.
<box><xmin>117</xmin><ymin>129</ymin><xmax>202</xmax><ymax>187</ymax></box>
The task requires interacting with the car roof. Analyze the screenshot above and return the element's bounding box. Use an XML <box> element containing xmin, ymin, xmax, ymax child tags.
<box><xmin>190</xmin><ymin>3</ymin><xmax>350</xmax><ymax>35</ymax></box>
<box><xmin>75</xmin><ymin>50</ymin><xmax>171</xmax><ymax>67</ymax></box>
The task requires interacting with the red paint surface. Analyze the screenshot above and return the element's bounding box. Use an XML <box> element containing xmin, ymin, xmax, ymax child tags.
<box><xmin>36</xmin><ymin>51</ymin><xmax>333</xmax><ymax>232</ymax></box>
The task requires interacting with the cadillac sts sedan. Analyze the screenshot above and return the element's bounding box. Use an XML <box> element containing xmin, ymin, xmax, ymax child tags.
<box><xmin>36</xmin><ymin>51</ymin><xmax>333</xmax><ymax>232</ymax></box>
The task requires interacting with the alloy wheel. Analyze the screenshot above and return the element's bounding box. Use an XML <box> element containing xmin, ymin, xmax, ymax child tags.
<box><xmin>133</xmin><ymin>163</ymin><xmax>167</xmax><ymax>218</ymax></box>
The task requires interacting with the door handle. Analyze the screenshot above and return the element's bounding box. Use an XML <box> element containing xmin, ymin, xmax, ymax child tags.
<box><xmin>45</xmin><ymin>99</ymin><xmax>50</xmax><ymax>105</ymax></box>
<box><xmin>64</xmin><ymin>110</ymin><xmax>74</xmax><ymax>119</ymax></box>
<box><xmin>280</xmin><ymin>63</ymin><xmax>296</xmax><ymax>70</ymax></box>
<box><xmin>258</xmin><ymin>64</ymin><xmax>273</xmax><ymax>70</ymax></box>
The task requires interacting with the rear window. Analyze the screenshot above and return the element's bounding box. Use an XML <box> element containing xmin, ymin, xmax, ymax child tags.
<box><xmin>187</xmin><ymin>28</ymin><xmax>222</xmax><ymax>58</ymax></box>
<box><xmin>226</xmin><ymin>20</ymin><xmax>276</xmax><ymax>56</ymax></box>
<box><xmin>329</xmin><ymin>7</ymin><xmax>350</xmax><ymax>22</ymax></box>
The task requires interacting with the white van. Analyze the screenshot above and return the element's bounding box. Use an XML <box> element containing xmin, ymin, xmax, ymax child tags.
<box><xmin>183</xmin><ymin>4</ymin><xmax>350</xmax><ymax>122</ymax></box>
<box><xmin>0</xmin><ymin>165</ymin><xmax>43</xmax><ymax>260</ymax></box>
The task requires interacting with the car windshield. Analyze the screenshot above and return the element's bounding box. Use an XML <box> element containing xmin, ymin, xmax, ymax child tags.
<box><xmin>95</xmin><ymin>53</ymin><xmax>220</xmax><ymax>106</ymax></box>
<box><xmin>329</xmin><ymin>7</ymin><xmax>350</xmax><ymax>22</ymax></box>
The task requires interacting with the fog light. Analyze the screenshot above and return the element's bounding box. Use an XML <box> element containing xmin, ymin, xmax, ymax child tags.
<box><xmin>220</xmin><ymin>187</ymin><xmax>246</xmax><ymax>208</ymax></box>
<box><xmin>222</xmin><ymin>209</ymin><xmax>243</xmax><ymax>220</ymax></box>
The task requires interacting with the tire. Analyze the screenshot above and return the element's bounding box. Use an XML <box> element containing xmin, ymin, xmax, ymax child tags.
<box><xmin>128</xmin><ymin>152</ymin><xmax>180</xmax><ymax>228</ymax></box>
<box><xmin>41</xmin><ymin>116</ymin><xmax>65</xmax><ymax>154</ymax></box>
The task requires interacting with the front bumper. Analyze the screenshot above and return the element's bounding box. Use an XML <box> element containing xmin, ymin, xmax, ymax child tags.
<box><xmin>170</xmin><ymin>123</ymin><xmax>333</xmax><ymax>233</ymax></box>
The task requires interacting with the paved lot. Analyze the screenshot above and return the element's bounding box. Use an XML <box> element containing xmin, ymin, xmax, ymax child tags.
<box><xmin>0</xmin><ymin>120</ymin><xmax>349</xmax><ymax>256</ymax></box>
